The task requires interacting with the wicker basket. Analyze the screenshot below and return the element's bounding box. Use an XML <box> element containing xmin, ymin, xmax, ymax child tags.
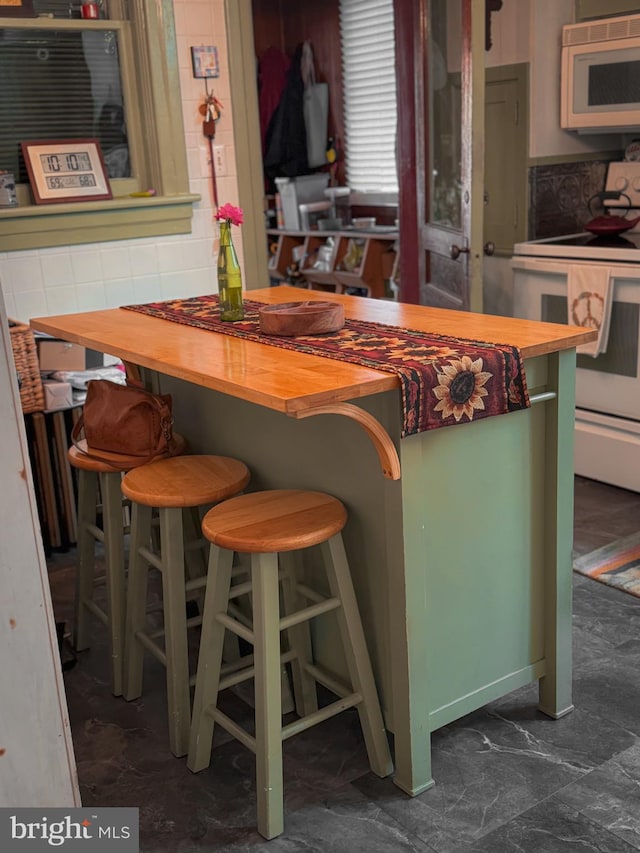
<box><xmin>9</xmin><ymin>319</ymin><xmax>45</xmax><ymax>414</ymax></box>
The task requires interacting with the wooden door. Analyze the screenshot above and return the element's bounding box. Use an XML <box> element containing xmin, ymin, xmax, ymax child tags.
<box><xmin>396</xmin><ymin>0</ymin><xmax>485</xmax><ymax>311</ymax></box>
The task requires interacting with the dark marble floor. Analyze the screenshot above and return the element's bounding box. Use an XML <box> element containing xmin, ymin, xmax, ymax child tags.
<box><xmin>46</xmin><ymin>476</ymin><xmax>640</xmax><ymax>853</ymax></box>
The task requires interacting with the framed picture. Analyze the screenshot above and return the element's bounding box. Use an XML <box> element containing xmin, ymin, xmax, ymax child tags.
<box><xmin>21</xmin><ymin>139</ymin><xmax>113</xmax><ymax>205</ymax></box>
<box><xmin>0</xmin><ymin>0</ymin><xmax>35</xmax><ymax>17</ymax></box>
<box><xmin>191</xmin><ymin>45</ymin><xmax>219</xmax><ymax>79</ymax></box>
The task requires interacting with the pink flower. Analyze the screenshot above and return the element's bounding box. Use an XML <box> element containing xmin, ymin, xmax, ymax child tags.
<box><xmin>215</xmin><ymin>203</ymin><xmax>244</xmax><ymax>226</ymax></box>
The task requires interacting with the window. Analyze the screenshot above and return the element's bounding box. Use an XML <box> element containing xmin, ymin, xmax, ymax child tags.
<box><xmin>339</xmin><ymin>0</ymin><xmax>398</xmax><ymax>194</ymax></box>
<box><xmin>1</xmin><ymin>22</ymin><xmax>133</xmax><ymax>188</ymax></box>
<box><xmin>0</xmin><ymin>0</ymin><xmax>197</xmax><ymax>251</ymax></box>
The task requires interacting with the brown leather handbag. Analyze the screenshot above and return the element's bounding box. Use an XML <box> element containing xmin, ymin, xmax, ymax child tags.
<box><xmin>71</xmin><ymin>379</ymin><xmax>178</xmax><ymax>463</ymax></box>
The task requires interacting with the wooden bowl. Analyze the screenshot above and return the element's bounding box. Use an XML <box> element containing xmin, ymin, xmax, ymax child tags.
<box><xmin>258</xmin><ymin>301</ymin><xmax>345</xmax><ymax>336</ymax></box>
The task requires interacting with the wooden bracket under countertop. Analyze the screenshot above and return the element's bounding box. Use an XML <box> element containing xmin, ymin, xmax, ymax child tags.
<box><xmin>291</xmin><ymin>403</ymin><xmax>401</xmax><ymax>480</ymax></box>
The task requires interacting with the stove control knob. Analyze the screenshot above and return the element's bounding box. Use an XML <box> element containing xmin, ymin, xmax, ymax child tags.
<box><xmin>632</xmin><ymin>177</ymin><xmax>640</xmax><ymax>192</ymax></box>
<box><xmin>615</xmin><ymin>176</ymin><xmax>629</xmax><ymax>191</ymax></box>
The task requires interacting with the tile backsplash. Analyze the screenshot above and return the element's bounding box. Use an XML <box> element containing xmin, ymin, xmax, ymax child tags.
<box><xmin>528</xmin><ymin>158</ymin><xmax>620</xmax><ymax>240</ymax></box>
<box><xmin>0</xmin><ymin>222</ymin><xmax>218</xmax><ymax>323</ymax></box>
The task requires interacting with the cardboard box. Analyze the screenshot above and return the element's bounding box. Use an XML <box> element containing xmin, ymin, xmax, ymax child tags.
<box><xmin>37</xmin><ymin>339</ymin><xmax>103</xmax><ymax>371</ymax></box>
<box><xmin>43</xmin><ymin>380</ymin><xmax>73</xmax><ymax>411</ymax></box>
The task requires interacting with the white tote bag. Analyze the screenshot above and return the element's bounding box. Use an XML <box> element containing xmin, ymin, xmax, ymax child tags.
<box><xmin>301</xmin><ymin>42</ymin><xmax>329</xmax><ymax>169</ymax></box>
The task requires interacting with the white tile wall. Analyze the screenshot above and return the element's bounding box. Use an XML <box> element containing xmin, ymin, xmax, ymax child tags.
<box><xmin>0</xmin><ymin>0</ymin><xmax>239</xmax><ymax>324</ymax></box>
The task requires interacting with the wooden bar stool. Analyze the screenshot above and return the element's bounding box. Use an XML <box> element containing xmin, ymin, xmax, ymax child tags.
<box><xmin>121</xmin><ymin>454</ymin><xmax>250</xmax><ymax>758</ymax></box>
<box><xmin>69</xmin><ymin>435</ymin><xmax>186</xmax><ymax>697</ymax></box>
<box><xmin>187</xmin><ymin>489</ymin><xmax>393</xmax><ymax>840</ymax></box>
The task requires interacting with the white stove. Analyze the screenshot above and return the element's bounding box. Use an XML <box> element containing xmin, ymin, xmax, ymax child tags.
<box><xmin>512</xmin><ymin>162</ymin><xmax>640</xmax><ymax>492</ymax></box>
<box><xmin>514</xmin><ymin>231</ymin><xmax>640</xmax><ymax>263</ymax></box>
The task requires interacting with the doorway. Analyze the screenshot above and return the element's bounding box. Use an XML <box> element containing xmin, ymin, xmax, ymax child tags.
<box><xmin>228</xmin><ymin>0</ymin><xmax>526</xmax><ymax>314</ymax></box>
<box><xmin>484</xmin><ymin>64</ymin><xmax>528</xmax><ymax>256</ymax></box>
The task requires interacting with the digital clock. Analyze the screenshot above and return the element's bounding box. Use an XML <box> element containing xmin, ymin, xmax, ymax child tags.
<box><xmin>39</xmin><ymin>152</ymin><xmax>93</xmax><ymax>174</ymax></box>
<box><xmin>21</xmin><ymin>138</ymin><xmax>113</xmax><ymax>204</ymax></box>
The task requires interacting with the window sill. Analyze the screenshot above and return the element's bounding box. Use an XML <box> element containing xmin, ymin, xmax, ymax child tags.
<box><xmin>0</xmin><ymin>193</ymin><xmax>201</xmax><ymax>252</ymax></box>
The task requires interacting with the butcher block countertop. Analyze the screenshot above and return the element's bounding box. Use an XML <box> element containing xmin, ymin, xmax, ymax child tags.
<box><xmin>30</xmin><ymin>285</ymin><xmax>596</xmax><ymax>416</ymax></box>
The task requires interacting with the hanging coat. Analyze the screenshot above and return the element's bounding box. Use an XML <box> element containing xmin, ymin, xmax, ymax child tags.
<box><xmin>257</xmin><ymin>46</ymin><xmax>290</xmax><ymax>156</ymax></box>
<box><xmin>263</xmin><ymin>43</ymin><xmax>309</xmax><ymax>190</ymax></box>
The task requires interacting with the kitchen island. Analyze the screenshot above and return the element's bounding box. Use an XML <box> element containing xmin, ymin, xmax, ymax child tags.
<box><xmin>31</xmin><ymin>285</ymin><xmax>596</xmax><ymax>798</ymax></box>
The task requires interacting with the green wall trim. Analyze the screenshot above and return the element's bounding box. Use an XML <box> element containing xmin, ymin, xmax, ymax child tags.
<box><xmin>225</xmin><ymin>0</ymin><xmax>270</xmax><ymax>290</ymax></box>
<box><xmin>0</xmin><ymin>194</ymin><xmax>200</xmax><ymax>252</ymax></box>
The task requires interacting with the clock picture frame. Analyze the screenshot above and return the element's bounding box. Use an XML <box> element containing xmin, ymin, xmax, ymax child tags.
<box><xmin>21</xmin><ymin>139</ymin><xmax>113</xmax><ymax>205</ymax></box>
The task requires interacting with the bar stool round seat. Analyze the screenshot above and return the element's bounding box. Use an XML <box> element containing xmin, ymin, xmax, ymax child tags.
<box><xmin>188</xmin><ymin>489</ymin><xmax>393</xmax><ymax>840</ymax></box>
<box><xmin>68</xmin><ymin>433</ymin><xmax>187</xmax><ymax>697</ymax></box>
<box><xmin>121</xmin><ymin>454</ymin><xmax>248</xmax><ymax>508</ymax></box>
<box><xmin>122</xmin><ymin>454</ymin><xmax>251</xmax><ymax>758</ymax></box>
<box><xmin>202</xmin><ymin>489</ymin><xmax>348</xmax><ymax>553</ymax></box>
<box><xmin>68</xmin><ymin>435</ymin><xmax>186</xmax><ymax>473</ymax></box>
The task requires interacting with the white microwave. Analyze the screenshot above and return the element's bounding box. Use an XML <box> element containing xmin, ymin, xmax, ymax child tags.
<box><xmin>561</xmin><ymin>13</ymin><xmax>640</xmax><ymax>132</ymax></box>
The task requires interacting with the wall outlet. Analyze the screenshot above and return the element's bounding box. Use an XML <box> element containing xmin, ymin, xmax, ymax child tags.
<box><xmin>213</xmin><ymin>145</ymin><xmax>227</xmax><ymax>176</ymax></box>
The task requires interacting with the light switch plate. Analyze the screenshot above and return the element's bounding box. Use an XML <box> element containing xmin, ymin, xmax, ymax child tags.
<box><xmin>213</xmin><ymin>145</ymin><xmax>227</xmax><ymax>176</ymax></box>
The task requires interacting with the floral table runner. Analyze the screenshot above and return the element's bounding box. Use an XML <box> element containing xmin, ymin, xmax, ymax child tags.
<box><xmin>123</xmin><ymin>295</ymin><xmax>530</xmax><ymax>437</ymax></box>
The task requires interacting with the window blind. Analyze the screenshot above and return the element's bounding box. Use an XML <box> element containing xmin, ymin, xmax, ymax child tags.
<box><xmin>0</xmin><ymin>26</ymin><xmax>129</xmax><ymax>183</ymax></box>
<box><xmin>339</xmin><ymin>0</ymin><xmax>398</xmax><ymax>193</ymax></box>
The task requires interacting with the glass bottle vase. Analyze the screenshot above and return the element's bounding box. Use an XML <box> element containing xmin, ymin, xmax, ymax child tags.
<box><xmin>217</xmin><ymin>219</ymin><xmax>245</xmax><ymax>322</ymax></box>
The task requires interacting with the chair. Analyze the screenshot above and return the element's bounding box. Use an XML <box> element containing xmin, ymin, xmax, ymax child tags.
<box><xmin>187</xmin><ymin>489</ymin><xmax>393</xmax><ymax>840</ymax></box>
<box><xmin>69</xmin><ymin>435</ymin><xmax>186</xmax><ymax>697</ymax></box>
<box><xmin>121</xmin><ymin>454</ymin><xmax>250</xmax><ymax>757</ymax></box>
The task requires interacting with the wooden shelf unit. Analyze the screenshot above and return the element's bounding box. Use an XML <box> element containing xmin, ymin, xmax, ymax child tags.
<box><xmin>267</xmin><ymin>232</ymin><xmax>307</xmax><ymax>281</ymax></box>
<box><xmin>267</xmin><ymin>228</ymin><xmax>399</xmax><ymax>299</ymax></box>
<box><xmin>24</xmin><ymin>406</ymin><xmax>82</xmax><ymax>553</ymax></box>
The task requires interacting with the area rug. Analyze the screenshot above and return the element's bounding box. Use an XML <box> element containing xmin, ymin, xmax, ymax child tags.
<box><xmin>573</xmin><ymin>532</ymin><xmax>640</xmax><ymax>598</ymax></box>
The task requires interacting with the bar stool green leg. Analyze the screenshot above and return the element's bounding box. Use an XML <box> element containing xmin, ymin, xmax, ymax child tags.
<box><xmin>279</xmin><ymin>551</ymin><xmax>318</xmax><ymax>718</ymax></box>
<box><xmin>73</xmin><ymin>469</ymin><xmax>98</xmax><ymax>654</ymax></box>
<box><xmin>100</xmin><ymin>470</ymin><xmax>127</xmax><ymax>697</ymax></box>
<box><xmin>187</xmin><ymin>545</ymin><xmax>234</xmax><ymax>771</ymax></box>
<box><xmin>159</xmin><ymin>506</ymin><xmax>192</xmax><ymax>757</ymax></box>
<box><xmin>321</xmin><ymin>534</ymin><xmax>394</xmax><ymax>778</ymax></box>
<box><xmin>123</xmin><ymin>502</ymin><xmax>153</xmax><ymax>701</ymax></box>
<box><xmin>72</xmin><ymin>461</ymin><xmax>128</xmax><ymax>696</ymax></box>
<box><xmin>224</xmin><ymin>558</ymin><xmax>296</xmax><ymax>715</ymax></box>
<box><xmin>252</xmin><ymin>551</ymin><xmax>284</xmax><ymax>841</ymax></box>
<box><xmin>124</xmin><ymin>503</ymin><xmax>193</xmax><ymax>756</ymax></box>
<box><xmin>182</xmin><ymin>506</ymin><xmax>208</xmax><ymax>584</ymax></box>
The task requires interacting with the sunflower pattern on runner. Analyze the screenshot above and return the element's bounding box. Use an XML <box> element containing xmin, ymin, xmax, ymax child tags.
<box><xmin>122</xmin><ymin>296</ymin><xmax>530</xmax><ymax>437</ymax></box>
